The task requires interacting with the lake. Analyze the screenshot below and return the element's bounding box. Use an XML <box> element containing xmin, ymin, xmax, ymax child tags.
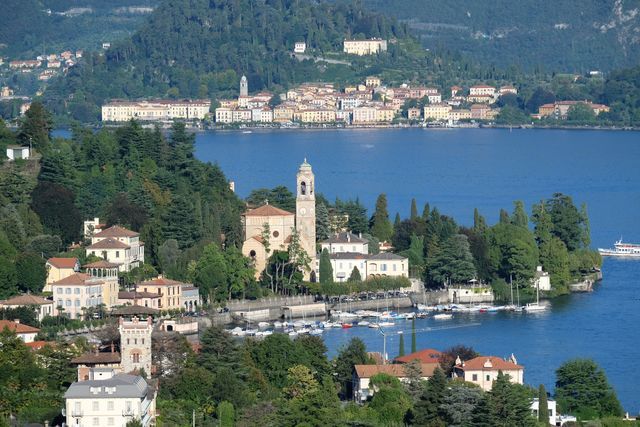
<box><xmin>194</xmin><ymin>128</ymin><xmax>640</xmax><ymax>413</ymax></box>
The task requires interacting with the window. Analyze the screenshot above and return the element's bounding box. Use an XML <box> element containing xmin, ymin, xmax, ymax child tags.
<box><xmin>134</xmin><ymin>338</ymin><xmax>137</xmax><ymax>345</ymax></box>
<box><xmin>127</xmin><ymin>338</ymin><xmax>130</xmax><ymax>345</ymax></box>
<box><xmin>75</xmin><ymin>300</ymin><xmax>80</xmax><ymax>307</ymax></box>
<box><xmin>57</xmin><ymin>288</ymin><xmax>63</xmax><ymax>294</ymax></box>
<box><xmin>92</xmin><ymin>401</ymin><xmax>99</xmax><ymax>411</ymax></box>
<box><xmin>93</xmin><ymin>417</ymin><xmax>99</xmax><ymax>426</ymax></box>
<box><xmin>352</xmin><ymin>246</ymin><xmax>356</xmax><ymax>252</ymax></box>
<box><xmin>107</xmin><ymin>418</ymin><xmax>114</xmax><ymax>426</ymax></box>
<box><xmin>472</xmin><ymin>374</ymin><xmax>478</xmax><ymax>381</ymax></box>
<box><xmin>393</xmin><ymin>264</ymin><xmax>397</xmax><ymax>272</ymax></box>
<box><xmin>381</xmin><ymin>264</ymin><xmax>387</xmax><ymax>272</ymax></box>
<box><xmin>66</xmin><ymin>299</ymin><xmax>71</xmax><ymax>307</ymax></box>
<box><xmin>132</xmin><ymin>352</ymin><xmax>140</xmax><ymax>363</ymax></box>
<box><xmin>116</xmin><ymin>251</ymin><xmax>120</xmax><ymax>258</ymax></box>
<box><xmin>141</xmin><ymin>338</ymin><xmax>145</xmax><ymax>345</ymax></box>
<box><xmin>273</xmin><ymin>230</ymin><xmax>279</xmax><ymax>238</ymax></box>
<box><xmin>66</xmin><ymin>288</ymin><xmax>72</xmax><ymax>294</ymax></box>
<box><xmin>107</xmin><ymin>401</ymin><xmax>114</xmax><ymax>411</ymax></box>
<box><xmin>486</xmin><ymin>374</ymin><xmax>491</xmax><ymax>381</ymax></box>
<box><xmin>75</xmin><ymin>288</ymin><xmax>80</xmax><ymax>294</ymax></box>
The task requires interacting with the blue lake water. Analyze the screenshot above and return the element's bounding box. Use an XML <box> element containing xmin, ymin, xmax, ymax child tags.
<box><xmin>194</xmin><ymin>128</ymin><xmax>640</xmax><ymax>412</ymax></box>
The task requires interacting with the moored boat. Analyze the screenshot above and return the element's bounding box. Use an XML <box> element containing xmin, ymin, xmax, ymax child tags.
<box><xmin>598</xmin><ymin>240</ymin><xmax>640</xmax><ymax>258</ymax></box>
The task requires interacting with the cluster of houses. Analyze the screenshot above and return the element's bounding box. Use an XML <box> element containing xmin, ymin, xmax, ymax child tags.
<box><xmin>212</xmin><ymin>76</ymin><xmax>520</xmax><ymax>126</ymax></box>
<box><xmin>353</xmin><ymin>348</ymin><xmax>576</xmax><ymax>426</ymax></box>
<box><xmin>6</xmin><ymin>50</ymin><xmax>82</xmax><ymax>82</ymax></box>
<box><xmin>534</xmin><ymin>100</ymin><xmax>610</xmax><ymax>120</ymax></box>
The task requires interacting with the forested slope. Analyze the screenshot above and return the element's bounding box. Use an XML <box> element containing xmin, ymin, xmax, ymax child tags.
<box><xmin>361</xmin><ymin>0</ymin><xmax>640</xmax><ymax>72</ymax></box>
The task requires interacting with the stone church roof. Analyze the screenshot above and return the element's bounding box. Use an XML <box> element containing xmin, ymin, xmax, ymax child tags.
<box><xmin>243</xmin><ymin>204</ymin><xmax>294</xmax><ymax>217</ymax></box>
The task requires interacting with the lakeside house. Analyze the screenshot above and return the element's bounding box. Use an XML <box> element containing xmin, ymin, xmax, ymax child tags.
<box><xmin>44</xmin><ymin>257</ymin><xmax>80</xmax><ymax>292</ymax></box>
<box><xmin>452</xmin><ymin>355</ymin><xmax>523</xmax><ymax>391</ymax></box>
<box><xmin>353</xmin><ymin>363</ymin><xmax>439</xmax><ymax>401</ymax></box>
<box><xmin>86</xmin><ymin>225</ymin><xmax>145</xmax><ymax>272</ymax></box>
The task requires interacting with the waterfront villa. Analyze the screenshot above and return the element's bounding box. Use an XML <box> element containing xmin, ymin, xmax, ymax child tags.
<box><xmin>393</xmin><ymin>348</ymin><xmax>442</xmax><ymax>364</ymax></box>
<box><xmin>452</xmin><ymin>355</ymin><xmax>523</xmax><ymax>391</ymax></box>
<box><xmin>353</xmin><ymin>363</ymin><xmax>439</xmax><ymax>401</ymax></box>
<box><xmin>532</xmin><ymin>266</ymin><xmax>551</xmax><ymax>291</ymax></box>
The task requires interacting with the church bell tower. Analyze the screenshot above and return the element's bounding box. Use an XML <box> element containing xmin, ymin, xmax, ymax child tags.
<box><xmin>296</xmin><ymin>159</ymin><xmax>316</xmax><ymax>271</ymax></box>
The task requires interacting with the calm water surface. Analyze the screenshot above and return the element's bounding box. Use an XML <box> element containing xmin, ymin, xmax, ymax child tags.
<box><xmin>195</xmin><ymin>128</ymin><xmax>640</xmax><ymax>412</ymax></box>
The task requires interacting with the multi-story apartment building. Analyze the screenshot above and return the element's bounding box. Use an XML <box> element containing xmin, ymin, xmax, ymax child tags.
<box><xmin>424</xmin><ymin>103</ymin><xmax>452</xmax><ymax>121</ymax></box>
<box><xmin>469</xmin><ymin>85</ymin><xmax>496</xmax><ymax>97</ymax></box>
<box><xmin>293</xmin><ymin>108</ymin><xmax>336</xmax><ymax>123</ymax></box>
<box><xmin>352</xmin><ymin>106</ymin><xmax>378</xmax><ymax>124</ymax></box>
<box><xmin>138</xmin><ymin>277</ymin><xmax>186</xmax><ymax>311</ymax></box>
<box><xmin>215</xmin><ymin>107</ymin><xmax>233</xmax><ymax>123</ymax></box>
<box><xmin>86</xmin><ymin>225</ymin><xmax>144</xmax><ymax>272</ymax></box>
<box><xmin>101</xmin><ymin>99</ymin><xmax>211</xmax><ymax>122</ymax></box>
<box><xmin>343</xmin><ymin>39</ymin><xmax>388</xmax><ymax>56</ymax></box>
<box><xmin>51</xmin><ymin>273</ymin><xmax>104</xmax><ymax>319</ymax></box>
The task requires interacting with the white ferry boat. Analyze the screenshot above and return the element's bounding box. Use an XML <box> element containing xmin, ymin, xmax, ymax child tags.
<box><xmin>598</xmin><ymin>240</ymin><xmax>640</xmax><ymax>258</ymax></box>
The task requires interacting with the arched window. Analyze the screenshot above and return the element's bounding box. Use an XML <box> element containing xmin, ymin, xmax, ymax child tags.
<box><xmin>132</xmin><ymin>352</ymin><xmax>140</xmax><ymax>363</ymax></box>
<box><xmin>300</xmin><ymin>181</ymin><xmax>306</xmax><ymax>195</ymax></box>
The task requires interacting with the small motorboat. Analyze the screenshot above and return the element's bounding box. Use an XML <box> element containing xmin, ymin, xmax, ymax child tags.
<box><xmin>433</xmin><ymin>313</ymin><xmax>453</xmax><ymax>320</ymax></box>
<box><xmin>341</xmin><ymin>323</ymin><xmax>353</xmax><ymax>329</ymax></box>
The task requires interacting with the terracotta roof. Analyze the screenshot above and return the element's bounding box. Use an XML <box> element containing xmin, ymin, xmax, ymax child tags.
<box><xmin>1</xmin><ymin>294</ymin><xmax>52</xmax><ymax>306</ymax></box>
<box><xmin>26</xmin><ymin>340</ymin><xmax>52</xmax><ymax>350</ymax></box>
<box><xmin>87</xmin><ymin>237</ymin><xmax>130</xmax><ymax>250</ymax></box>
<box><xmin>243</xmin><ymin>204</ymin><xmax>294</xmax><ymax>217</ymax></box>
<box><xmin>71</xmin><ymin>352</ymin><xmax>121</xmax><ymax>365</ymax></box>
<box><xmin>46</xmin><ymin>257</ymin><xmax>79</xmax><ymax>269</ymax></box>
<box><xmin>141</xmin><ymin>277</ymin><xmax>185</xmax><ymax>287</ymax></box>
<box><xmin>0</xmin><ymin>320</ymin><xmax>40</xmax><ymax>334</ymax></box>
<box><xmin>394</xmin><ymin>349</ymin><xmax>442</xmax><ymax>364</ymax></box>
<box><xmin>354</xmin><ymin>363</ymin><xmax>439</xmax><ymax>379</ymax></box>
<box><xmin>456</xmin><ymin>356</ymin><xmax>523</xmax><ymax>371</ymax></box>
<box><xmin>118</xmin><ymin>291</ymin><xmax>160</xmax><ymax>300</ymax></box>
<box><xmin>50</xmin><ymin>272</ymin><xmax>102</xmax><ymax>286</ymax></box>
<box><xmin>83</xmin><ymin>260</ymin><xmax>120</xmax><ymax>269</ymax></box>
<box><xmin>93</xmin><ymin>225</ymin><xmax>139</xmax><ymax>238</ymax></box>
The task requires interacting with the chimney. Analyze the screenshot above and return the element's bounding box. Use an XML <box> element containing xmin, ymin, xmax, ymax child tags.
<box><xmin>13</xmin><ymin>319</ymin><xmax>20</xmax><ymax>324</ymax></box>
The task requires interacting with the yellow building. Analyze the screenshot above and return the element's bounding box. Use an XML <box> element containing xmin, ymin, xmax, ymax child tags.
<box><xmin>138</xmin><ymin>277</ymin><xmax>185</xmax><ymax>311</ymax></box>
<box><xmin>352</xmin><ymin>106</ymin><xmax>378</xmax><ymax>124</ymax></box>
<box><xmin>101</xmin><ymin>100</ymin><xmax>211</xmax><ymax>122</ymax></box>
<box><xmin>365</xmin><ymin>76</ymin><xmax>381</xmax><ymax>87</ymax></box>
<box><xmin>45</xmin><ymin>258</ymin><xmax>80</xmax><ymax>293</ymax></box>
<box><xmin>407</xmin><ymin>108</ymin><xmax>421</xmax><ymax>120</ymax></box>
<box><xmin>84</xmin><ymin>260</ymin><xmax>120</xmax><ymax>308</ymax></box>
<box><xmin>449</xmin><ymin>109</ymin><xmax>472</xmax><ymax>121</ymax></box>
<box><xmin>293</xmin><ymin>109</ymin><xmax>336</xmax><ymax>123</ymax></box>
<box><xmin>375</xmin><ymin>107</ymin><xmax>395</xmax><ymax>123</ymax></box>
<box><xmin>273</xmin><ymin>105</ymin><xmax>295</xmax><ymax>122</ymax></box>
<box><xmin>423</xmin><ymin>103</ymin><xmax>452</xmax><ymax>121</ymax></box>
<box><xmin>343</xmin><ymin>39</ymin><xmax>388</xmax><ymax>56</ymax></box>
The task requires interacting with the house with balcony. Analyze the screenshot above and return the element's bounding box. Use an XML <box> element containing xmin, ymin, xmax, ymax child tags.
<box><xmin>452</xmin><ymin>355</ymin><xmax>523</xmax><ymax>391</ymax></box>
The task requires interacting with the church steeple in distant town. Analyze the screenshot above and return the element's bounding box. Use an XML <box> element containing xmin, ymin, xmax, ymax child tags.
<box><xmin>239</xmin><ymin>75</ymin><xmax>248</xmax><ymax>97</ymax></box>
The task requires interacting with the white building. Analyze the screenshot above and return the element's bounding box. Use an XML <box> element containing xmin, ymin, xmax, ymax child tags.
<box><xmin>343</xmin><ymin>39</ymin><xmax>388</xmax><ymax>56</ymax></box>
<box><xmin>101</xmin><ymin>99</ymin><xmax>211</xmax><ymax>122</ymax></box>
<box><xmin>321</xmin><ymin>232</ymin><xmax>368</xmax><ymax>254</ymax></box>
<box><xmin>5</xmin><ymin>145</ymin><xmax>30</xmax><ymax>161</ymax></box>
<box><xmin>531</xmin><ymin>398</ymin><xmax>557</xmax><ymax>426</ymax></box>
<box><xmin>469</xmin><ymin>85</ymin><xmax>496</xmax><ymax>97</ymax></box>
<box><xmin>86</xmin><ymin>225</ymin><xmax>145</xmax><ymax>272</ymax></box>
<box><xmin>0</xmin><ymin>320</ymin><xmax>40</xmax><ymax>343</ymax></box>
<box><xmin>294</xmin><ymin>42</ymin><xmax>306</xmax><ymax>53</ymax></box>
<box><xmin>51</xmin><ymin>273</ymin><xmax>104</xmax><ymax>319</ymax></box>
<box><xmin>83</xmin><ymin>217</ymin><xmax>106</xmax><ymax>239</ymax></box>
<box><xmin>64</xmin><ymin>368</ymin><xmax>155</xmax><ymax>427</ymax></box>
<box><xmin>452</xmin><ymin>355</ymin><xmax>523</xmax><ymax>391</ymax></box>
<box><xmin>353</xmin><ymin>363</ymin><xmax>438</xmax><ymax>401</ymax></box>
<box><xmin>533</xmin><ymin>266</ymin><xmax>551</xmax><ymax>291</ymax></box>
<box><xmin>0</xmin><ymin>295</ymin><xmax>54</xmax><ymax>322</ymax></box>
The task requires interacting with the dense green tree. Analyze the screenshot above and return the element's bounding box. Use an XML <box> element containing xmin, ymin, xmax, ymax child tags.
<box><xmin>276</xmin><ymin>376</ymin><xmax>343</xmax><ymax>427</ymax></box>
<box><xmin>193</xmin><ymin>243</ymin><xmax>228</xmax><ymax>302</ymax></box>
<box><xmin>555</xmin><ymin>359</ymin><xmax>622</xmax><ymax>418</ymax></box>
<box><xmin>15</xmin><ymin>252</ymin><xmax>46</xmax><ymax>294</ymax></box>
<box><xmin>410</xmin><ymin>198</ymin><xmax>419</xmax><ymax>220</ymax></box>
<box><xmin>30</xmin><ymin>182</ymin><xmax>81</xmax><ymax>244</ymax></box>
<box><xmin>319</xmin><ymin>248</ymin><xmax>333</xmax><ymax>284</ymax></box>
<box><xmin>25</xmin><ymin>235</ymin><xmax>62</xmax><ymax>258</ymax></box>
<box><xmin>412</xmin><ymin>367</ymin><xmax>447</xmax><ymax>425</ymax></box>
<box><xmin>337</xmin><ymin>198</ymin><xmax>369</xmax><ymax>235</ymax></box>
<box><xmin>368</xmin><ymin>374</ymin><xmax>413</xmax><ymax>425</ymax></box>
<box><xmin>547</xmin><ymin>193</ymin><xmax>585</xmax><ymax>251</ymax></box>
<box><xmin>538</xmin><ymin>384</ymin><xmax>549</xmax><ymax>424</ymax></box>
<box><xmin>440</xmin><ymin>382</ymin><xmax>484</xmax><ymax>427</ymax></box>
<box><xmin>105</xmin><ymin>192</ymin><xmax>148</xmax><ymax>232</ymax></box>
<box><xmin>474</xmin><ymin>372</ymin><xmax>537</xmax><ymax>427</ymax></box>
<box><xmin>334</xmin><ymin>338</ymin><xmax>372</xmax><ymax>399</ymax></box>
<box><xmin>316</xmin><ymin>202</ymin><xmax>331</xmax><ymax>242</ymax></box>
<box><xmin>411</xmin><ymin>318</ymin><xmax>417</xmax><ymax>353</ymax></box>
<box><xmin>426</xmin><ymin>234</ymin><xmax>477</xmax><ymax>288</ymax></box>
<box><xmin>488</xmin><ymin>223</ymin><xmax>538</xmax><ymax>284</ymax></box>
<box><xmin>218</xmin><ymin>401</ymin><xmax>235</xmax><ymax>427</ymax></box>
<box><xmin>17</xmin><ymin>102</ymin><xmax>52</xmax><ymax>152</ymax></box>
<box><xmin>566</xmin><ymin>103</ymin><xmax>597</xmax><ymax>124</ymax></box>
<box><xmin>439</xmin><ymin>345</ymin><xmax>479</xmax><ymax>376</ymax></box>
<box><xmin>348</xmin><ymin>266</ymin><xmax>362</xmax><ymax>282</ymax></box>
<box><xmin>0</xmin><ymin>257</ymin><xmax>18</xmax><ymax>299</ymax></box>
<box><xmin>398</xmin><ymin>332</ymin><xmax>405</xmax><ymax>357</ymax></box>
<box><xmin>511</xmin><ymin>201</ymin><xmax>529</xmax><ymax>228</ymax></box>
<box><xmin>370</xmin><ymin>194</ymin><xmax>393</xmax><ymax>242</ymax></box>
<box><xmin>247</xmin><ymin>186</ymin><xmax>296</xmax><ymax>213</ymax></box>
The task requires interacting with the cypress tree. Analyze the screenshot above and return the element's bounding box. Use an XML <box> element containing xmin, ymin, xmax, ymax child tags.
<box><xmin>411</xmin><ymin>318</ymin><xmax>417</xmax><ymax>353</ymax></box>
<box><xmin>316</xmin><ymin>202</ymin><xmax>331</xmax><ymax>241</ymax></box>
<box><xmin>512</xmin><ymin>200</ymin><xmax>529</xmax><ymax>228</ymax></box>
<box><xmin>538</xmin><ymin>384</ymin><xmax>549</xmax><ymax>424</ymax></box>
<box><xmin>370</xmin><ymin>194</ymin><xmax>393</xmax><ymax>242</ymax></box>
<box><xmin>410</xmin><ymin>198</ymin><xmax>418</xmax><ymax>220</ymax></box>
<box><xmin>398</xmin><ymin>332</ymin><xmax>405</xmax><ymax>357</ymax></box>
<box><xmin>348</xmin><ymin>266</ymin><xmax>361</xmax><ymax>282</ymax></box>
<box><xmin>319</xmin><ymin>248</ymin><xmax>333</xmax><ymax>284</ymax></box>
<box><xmin>499</xmin><ymin>208</ymin><xmax>510</xmax><ymax>224</ymax></box>
<box><xmin>422</xmin><ymin>203</ymin><xmax>430</xmax><ymax>221</ymax></box>
<box><xmin>394</xmin><ymin>212</ymin><xmax>401</xmax><ymax>229</ymax></box>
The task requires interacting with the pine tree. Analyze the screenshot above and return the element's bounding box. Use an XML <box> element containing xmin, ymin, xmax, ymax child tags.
<box><xmin>473</xmin><ymin>208</ymin><xmax>487</xmax><ymax>233</ymax></box>
<box><xmin>538</xmin><ymin>384</ymin><xmax>549</xmax><ymax>424</ymax></box>
<box><xmin>370</xmin><ymin>194</ymin><xmax>393</xmax><ymax>242</ymax></box>
<box><xmin>394</xmin><ymin>212</ymin><xmax>401</xmax><ymax>230</ymax></box>
<box><xmin>499</xmin><ymin>209</ymin><xmax>510</xmax><ymax>224</ymax></box>
<box><xmin>410</xmin><ymin>198</ymin><xmax>418</xmax><ymax>220</ymax></box>
<box><xmin>319</xmin><ymin>248</ymin><xmax>333</xmax><ymax>284</ymax></box>
<box><xmin>512</xmin><ymin>200</ymin><xmax>529</xmax><ymax>228</ymax></box>
<box><xmin>398</xmin><ymin>332</ymin><xmax>405</xmax><ymax>357</ymax></box>
<box><xmin>580</xmin><ymin>203</ymin><xmax>591</xmax><ymax>247</ymax></box>
<box><xmin>422</xmin><ymin>203</ymin><xmax>430</xmax><ymax>221</ymax></box>
<box><xmin>413</xmin><ymin>367</ymin><xmax>447</xmax><ymax>425</ymax></box>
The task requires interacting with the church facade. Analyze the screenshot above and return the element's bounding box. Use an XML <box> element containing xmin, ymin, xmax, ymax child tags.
<box><xmin>242</xmin><ymin>160</ymin><xmax>317</xmax><ymax>279</ymax></box>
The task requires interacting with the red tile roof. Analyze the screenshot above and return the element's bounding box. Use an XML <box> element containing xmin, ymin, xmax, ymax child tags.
<box><xmin>93</xmin><ymin>225</ymin><xmax>139</xmax><ymax>238</ymax></box>
<box><xmin>50</xmin><ymin>272</ymin><xmax>102</xmax><ymax>286</ymax></box>
<box><xmin>243</xmin><ymin>204</ymin><xmax>294</xmax><ymax>217</ymax></box>
<box><xmin>46</xmin><ymin>257</ymin><xmax>79</xmax><ymax>269</ymax></box>
<box><xmin>456</xmin><ymin>356</ymin><xmax>523</xmax><ymax>371</ymax></box>
<box><xmin>354</xmin><ymin>363</ymin><xmax>439</xmax><ymax>379</ymax></box>
<box><xmin>26</xmin><ymin>340</ymin><xmax>52</xmax><ymax>350</ymax></box>
<box><xmin>0</xmin><ymin>320</ymin><xmax>40</xmax><ymax>334</ymax></box>
<box><xmin>394</xmin><ymin>349</ymin><xmax>442</xmax><ymax>364</ymax></box>
<box><xmin>87</xmin><ymin>237</ymin><xmax>130</xmax><ymax>250</ymax></box>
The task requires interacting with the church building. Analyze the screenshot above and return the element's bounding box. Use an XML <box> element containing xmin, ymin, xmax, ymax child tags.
<box><xmin>242</xmin><ymin>160</ymin><xmax>317</xmax><ymax>279</ymax></box>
